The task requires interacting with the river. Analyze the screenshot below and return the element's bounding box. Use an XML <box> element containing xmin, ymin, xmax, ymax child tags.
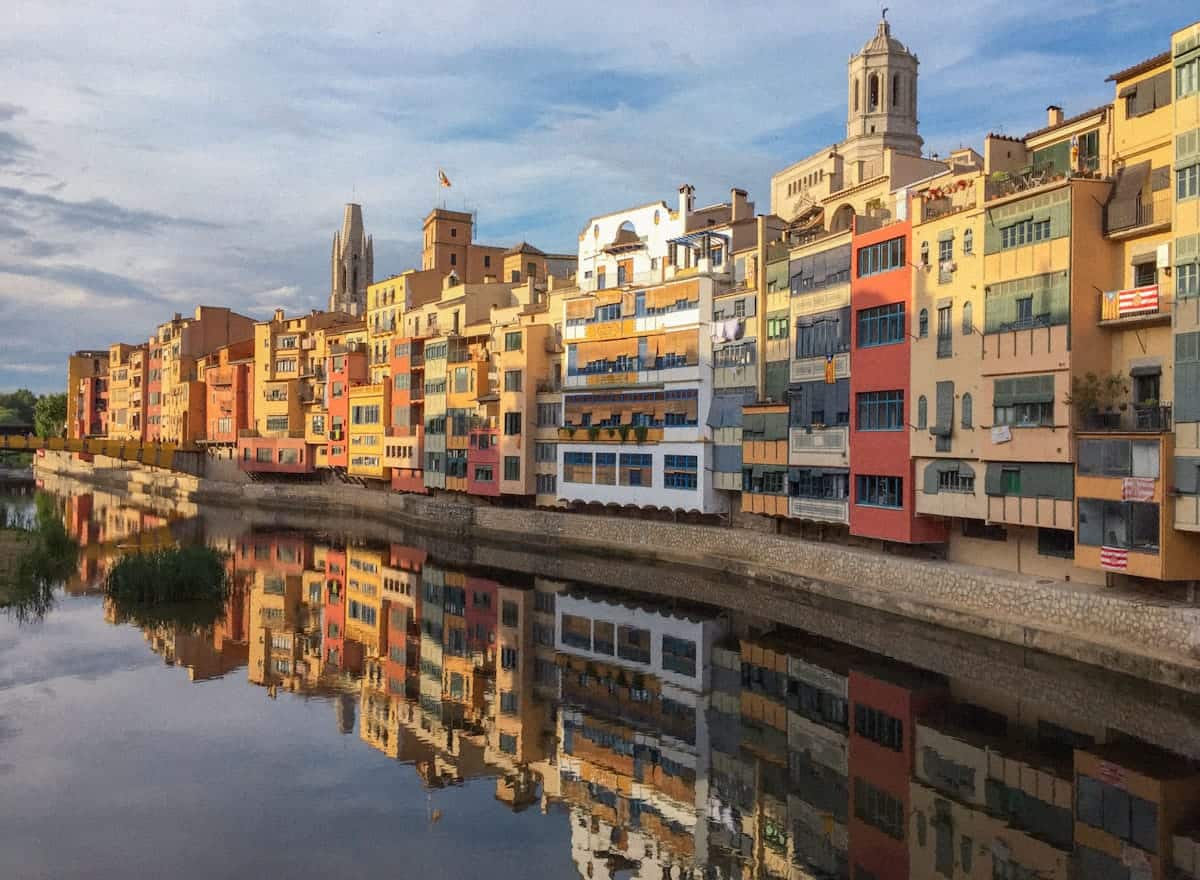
<box><xmin>2</xmin><ymin>477</ymin><xmax>1200</xmax><ymax>880</ymax></box>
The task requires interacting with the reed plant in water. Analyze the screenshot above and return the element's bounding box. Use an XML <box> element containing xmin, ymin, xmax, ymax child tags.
<box><xmin>104</xmin><ymin>546</ymin><xmax>229</xmax><ymax>605</ymax></box>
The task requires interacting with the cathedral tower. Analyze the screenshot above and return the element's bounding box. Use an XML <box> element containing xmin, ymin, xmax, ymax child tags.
<box><xmin>842</xmin><ymin>12</ymin><xmax>923</xmax><ymax>175</ymax></box>
<box><xmin>329</xmin><ymin>203</ymin><xmax>373</xmax><ymax>316</ymax></box>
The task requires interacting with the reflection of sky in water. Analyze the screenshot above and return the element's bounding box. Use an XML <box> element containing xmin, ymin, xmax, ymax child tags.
<box><xmin>0</xmin><ymin>593</ymin><xmax>573</xmax><ymax>879</ymax></box>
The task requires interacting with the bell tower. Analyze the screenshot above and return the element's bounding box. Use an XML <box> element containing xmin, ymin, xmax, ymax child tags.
<box><xmin>843</xmin><ymin>11</ymin><xmax>922</xmax><ymax>178</ymax></box>
<box><xmin>329</xmin><ymin>203</ymin><xmax>373</xmax><ymax>316</ymax></box>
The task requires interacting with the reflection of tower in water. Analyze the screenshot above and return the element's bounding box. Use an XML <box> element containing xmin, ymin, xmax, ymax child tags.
<box><xmin>336</xmin><ymin>692</ymin><xmax>356</xmax><ymax>735</ymax></box>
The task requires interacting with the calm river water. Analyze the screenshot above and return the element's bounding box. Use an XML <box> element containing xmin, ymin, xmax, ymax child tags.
<box><xmin>2</xmin><ymin>477</ymin><xmax>1200</xmax><ymax>880</ymax></box>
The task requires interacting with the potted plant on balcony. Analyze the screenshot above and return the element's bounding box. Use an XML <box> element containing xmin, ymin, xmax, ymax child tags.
<box><xmin>606</xmin><ymin>428</ymin><xmax>617</xmax><ymax>439</ymax></box>
<box><xmin>1066</xmin><ymin>372</ymin><xmax>1128</xmax><ymax>429</ymax></box>
<box><xmin>633</xmin><ymin>424</ymin><xmax>648</xmax><ymax>444</ymax></box>
<box><xmin>587</xmin><ymin>425</ymin><xmax>601</xmax><ymax>441</ymax></box>
<box><xmin>617</xmin><ymin>424</ymin><xmax>630</xmax><ymax>442</ymax></box>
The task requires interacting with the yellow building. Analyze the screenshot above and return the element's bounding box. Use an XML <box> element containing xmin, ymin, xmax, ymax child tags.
<box><xmin>345</xmin><ymin>544</ymin><xmax>385</xmax><ymax>654</ymax></box>
<box><xmin>347</xmin><ymin>382</ymin><xmax>389</xmax><ymax>480</ymax></box>
<box><xmin>105</xmin><ymin>343</ymin><xmax>143</xmax><ymax>442</ymax></box>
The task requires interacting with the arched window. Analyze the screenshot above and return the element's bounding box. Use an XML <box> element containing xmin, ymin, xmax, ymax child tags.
<box><xmin>961</xmin><ymin>393</ymin><xmax>973</xmax><ymax>428</ymax></box>
<box><xmin>918</xmin><ymin>309</ymin><xmax>929</xmax><ymax>337</ymax></box>
<box><xmin>853</xmin><ymin>78</ymin><xmax>860</xmax><ymax>112</ymax></box>
<box><xmin>869</xmin><ymin>74</ymin><xmax>880</xmax><ymax>110</ymax></box>
<box><xmin>963</xmin><ymin>228</ymin><xmax>974</xmax><ymax>254</ymax></box>
<box><xmin>892</xmin><ymin>74</ymin><xmax>899</xmax><ymax>110</ymax></box>
<box><xmin>917</xmin><ymin>396</ymin><xmax>928</xmax><ymax>429</ymax></box>
<box><xmin>961</xmin><ymin>301</ymin><xmax>973</xmax><ymax>335</ymax></box>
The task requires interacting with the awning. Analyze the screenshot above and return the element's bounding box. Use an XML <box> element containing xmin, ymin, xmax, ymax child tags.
<box><xmin>937</xmin><ymin>229</ymin><xmax>955</xmax><ymax>242</ymax></box>
<box><xmin>931</xmin><ymin>459</ymin><xmax>975</xmax><ymax>477</ymax></box>
<box><xmin>667</xmin><ymin>230</ymin><xmax>732</xmax><ymax>251</ymax></box>
<box><xmin>1130</xmin><ymin>362</ymin><xmax>1162</xmax><ymax>377</ymax></box>
<box><xmin>930</xmin><ymin>425</ymin><xmax>951</xmax><ymax>437</ymax></box>
<box><xmin>1131</xmin><ymin>251</ymin><xmax>1157</xmax><ymax>265</ymax></box>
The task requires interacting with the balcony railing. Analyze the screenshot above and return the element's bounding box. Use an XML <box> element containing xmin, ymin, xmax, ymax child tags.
<box><xmin>1104</xmin><ymin>193</ymin><xmax>1172</xmax><ymax>236</ymax></box>
<box><xmin>1079</xmin><ymin>404</ymin><xmax>1172</xmax><ymax>433</ymax></box>
<box><xmin>985</xmin><ymin>162</ymin><xmax>1074</xmax><ymax>201</ymax></box>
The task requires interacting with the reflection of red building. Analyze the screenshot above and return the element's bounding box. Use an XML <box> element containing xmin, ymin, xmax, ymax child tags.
<box><xmin>324</xmin><ymin>548</ymin><xmax>347</xmax><ymax>671</ymax></box>
<box><xmin>327</xmin><ymin>344</ymin><xmax>368</xmax><ymax>470</ymax></box>
<box><xmin>848</xmin><ymin>665</ymin><xmax>946</xmax><ymax>880</ymax></box>
<box><xmin>465</xmin><ymin>575</ymin><xmax>498</xmax><ymax>660</ymax></box>
<box><xmin>389</xmin><ymin>336</ymin><xmax>427</xmax><ymax>493</ymax></box>
<box><xmin>849</xmin><ymin>217</ymin><xmax>946</xmax><ymax>545</ymax></box>
<box><xmin>466</xmin><ymin>427</ymin><xmax>500</xmax><ymax>498</ymax></box>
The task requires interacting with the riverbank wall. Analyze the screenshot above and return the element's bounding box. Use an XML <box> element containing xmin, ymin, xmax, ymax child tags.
<box><xmin>34</xmin><ymin>450</ymin><xmax>1200</xmax><ymax>692</ymax></box>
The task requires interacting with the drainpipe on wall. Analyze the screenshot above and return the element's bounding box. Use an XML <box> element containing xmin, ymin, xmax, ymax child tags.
<box><xmin>755</xmin><ymin>215</ymin><xmax>768</xmax><ymax>402</ymax></box>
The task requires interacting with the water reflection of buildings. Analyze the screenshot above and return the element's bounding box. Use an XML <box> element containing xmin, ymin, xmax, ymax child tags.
<box><xmin>51</xmin><ymin>485</ymin><xmax>1200</xmax><ymax>879</ymax></box>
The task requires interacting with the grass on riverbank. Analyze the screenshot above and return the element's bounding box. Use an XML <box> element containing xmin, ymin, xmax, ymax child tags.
<box><xmin>104</xmin><ymin>546</ymin><xmax>228</xmax><ymax>605</ymax></box>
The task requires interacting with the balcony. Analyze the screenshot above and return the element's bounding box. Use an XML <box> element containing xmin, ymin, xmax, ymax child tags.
<box><xmin>788</xmin><ymin>496</ymin><xmax>849</xmax><ymax>525</ymax></box>
<box><xmin>1104</xmin><ymin>193</ymin><xmax>1171</xmax><ymax>238</ymax></box>
<box><xmin>1098</xmin><ymin>285</ymin><xmax>1169</xmax><ymax>328</ymax></box>
<box><xmin>1079</xmin><ymin>405</ymin><xmax>1172</xmax><ymax>433</ymax></box>
<box><xmin>984</xmin><ymin>162</ymin><xmax>1080</xmax><ymax>202</ymax></box>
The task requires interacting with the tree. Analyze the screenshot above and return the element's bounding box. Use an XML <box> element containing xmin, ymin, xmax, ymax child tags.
<box><xmin>34</xmin><ymin>393</ymin><xmax>67</xmax><ymax>439</ymax></box>
<box><xmin>0</xmin><ymin>389</ymin><xmax>36</xmax><ymax>425</ymax></box>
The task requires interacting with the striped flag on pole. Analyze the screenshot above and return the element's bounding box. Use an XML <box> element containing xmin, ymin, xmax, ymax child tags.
<box><xmin>437</xmin><ymin>169</ymin><xmax>452</xmax><ymax>188</ymax></box>
<box><xmin>1100</xmin><ymin>546</ymin><xmax>1128</xmax><ymax>570</ymax></box>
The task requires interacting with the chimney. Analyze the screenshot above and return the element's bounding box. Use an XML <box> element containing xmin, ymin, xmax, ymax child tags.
<box><xmin>678</xmin><ymin>184</ymin><xmax>695</xmax><ymax>221</ymax></box>
<box><xmin>1046</xmin><ymin>105</ymin><xmax>1064</xmax><ymax>128</ymax></box>
<box><xmin>273</xmin><ymin>308</ymin><xmax>285</xmax><ymax>323</ymax></box>
<box><xmin>730</xmin><ymin>188</ymin><xmax>749</xmax><ymax>222</ymax></box>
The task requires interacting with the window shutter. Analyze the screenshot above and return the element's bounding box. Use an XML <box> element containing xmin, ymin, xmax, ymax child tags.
<box><xmin>1106</xmin><ymin>162</ymin><xmax>1150</xmax><ymax>231</ymax></box>
<box><xmin>933</xmin><ymin>381</ymin><xmax>954</xmax><ymax>436</ymax></box>
<box><xmin>1177</xmin><ymin>130</ymin><xmax>1200</xmax><ymax>169</ymax></box>
<box><xmin>1176</xmin><ymin>457</ymin><xmax>1200</xmax><ymax>495</ymax></box>
<box><xmin>1152</xmin><ymin>70</ymin><xmax>1171</xmax><ymax>109</ymax></box>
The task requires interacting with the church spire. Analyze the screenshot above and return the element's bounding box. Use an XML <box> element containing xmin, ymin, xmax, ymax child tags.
<box><xmin>329</xmin><ymin>203</ymin><xmax>373</xmax><ymax>316</ymax></box>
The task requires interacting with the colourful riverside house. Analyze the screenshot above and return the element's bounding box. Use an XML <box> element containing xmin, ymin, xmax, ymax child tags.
<box><xmin>1173</xmin><ymin>21</ymin><xmax>1200</xmax><ymax>538</ymax></box>
<box><xmin>66</xmin><ymin>350</ymin><xmax>108</xmax><ymax>440</ymax></box>
<box><xmin>145</xmin><ymin>339</ymin><xmax>162</xmax><ymax>442</ymax></box>
<box><xmin>347</xmin><ymin>380</ymin><xmax>390</xmax><ymax>481</ymax></box>
<box><xmin>106</xmin><ymin>342</ymin><xmax>145</xmax><ymax>443</ymax></box>
<box><xmin>325</xmin><ymin>324</ymin><xmax>369</xmax><ymax>472</ymax></box>
<box><xmin>850</xmin><ymin>215</ymin><xmax>947</xmax><ymax>544</ymax></box>
<box><xmin>1071</xmin><ymin>50</ymin><xmax>1200</xmax><ymax>584</ymax></box>
<box><xmin>740</xmin><ymin>402</ymin><xmax>789</xmax><ymax>518</ymax></box>
<box><xmin>198</xmin><ymin>339</ymin><xmax>255</xmax><ymax>450</ymax></box>
<box><xmin>386</xmin><ymin>335</ymin><xmax>426</xmax><ymax>493</ymax></box>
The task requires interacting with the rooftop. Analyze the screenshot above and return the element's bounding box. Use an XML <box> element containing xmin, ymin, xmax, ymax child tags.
<box><xmin>1106</xmin><ymin>50</ymin><xmax>1171</xmax><ymax>82</ymax></box>
<box><xmin>1023</xmin><ymin>104</ymin><xmax>1109</xmax><ymax>141</ymax></box>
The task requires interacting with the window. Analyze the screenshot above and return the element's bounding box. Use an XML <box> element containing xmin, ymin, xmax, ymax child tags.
<box><xmin>500</xmin><ymin>646</ymin><xmax>518</xmax><ymax>669</ymax></box>
<box><xmin>856</xmin><ymin>475</ymin><xmax>902</xmax><ymax>508</ymax></box>
<box><xmin>994</xmin><ymin>400</ymin><xmax>1053</xmax><ymax>428</ymax></box>
<box><xmin>536</xmin><ymin>402</ymin><xmax>561</xmax><ymax>426</ymax></box>
<box><xmin>916</xmin><ymin>395</ymin><xmax>927</xmax><ymax>429</ymax></box>
<box><xmin>1179</xmin><ymin>262</ymin><xmax>1200</xmax><ymax>299</ymax></box>
<box><xmin>1077</xmin><ymin>499</ymin><xmax>1160</xmax><ymax>552</ymax></box>
<box><xmin>534</xmin><ymin>442</ymin><xmax>555</xmax><ymax>463</ymax></box>
<box><xmin>1179</xmin><ymin>163</ymin><xmax>1200</xmax><ymax>201</ymax></box>
<box><xmin>960</xmin><ymin>393</ymin><xmax>973</xmax><ymax>428</ymax></box>
<box><xmin>962</xmin><ymin>228</ymin><xmax>974</xmax><ymax>254</ymax></box>
<box><xmin>594</xmin><ymin>452</ymin><xmax>616</xmax><ymax>485</ymax></box>
<box><xmin>500</xmin><ymin>600</ymin><xmax>519</xmax><ymax>628</ymax></box>
<box><xmin>473</xmin><ymin>464</ymin><xmax>493</xmax><ymax>482</ymax></box>
<box><xmin>999</xmin><ymin>218</ymin><xmax>1052</xmax><ymax>249</ymax></box>
<box><xmin>1078</xmin><ymin>438</ymin><xmax>1159</xmax><ymax>478</ymax></box>
<box><xmin>855</xmin><ymin>705</ymin><xmax>904</xmax><ymax>751</ymax></box>
<box><xmin>619</xmin><ymin>453</ymin><xmax>652</xmax><ymax>486</ymax></box>
<box><xmin>938</xmin><ymin>238</ymin><xmax>953</xmax><ymax>264</ymax></box>
<box><xmin>937</xmin><ymin>469</ymin><xmax>974</xmax><ymax>493</ymax></box>
<box><xmin>662</xmin><ymin>455</ymin><xmax>697</xmax><ymax>490</ymax></box>
<box><xmin>961</xmin><ymin>300</ymin><xmax>973</xmax><ymax>335</ymax></box>
<box><xmin>505</xmin><ymin>331</ymin><xmax>522</xmax><ymax>351</ymax></box>
<box><xmin>1077</xmin><ymin>774</ymin><xmax>1158</xmax><ymax>853</ymax></box>
<box><xmin>918</xmin><ymin>309</ymin><xmax>928</xmax><ymax>337</ymax></box>
<box><xmin>857</xmin><ymin>391</ymin><xmax>904</xmax><ymax>431</ymax></box>
<box><xmin>767</xmin><ymin>316</ymin><xmax>790</xmax><ymax>339</ymax></box>
<box><xmin>503</xmin><ymin>370</ymin><xmax>522</xmax><ymax>392</ymax></box>
<box><xmin>854</xmin><ymin>778</ymin><xmax>904</xmax><ymax>840</ymax></box>
<box><xmin>617</xmin><ymin>626</ymin><xmax>651</xmax><ymax>663</ymax></box>
<box><xmin>1038</xmin><ymin>528</ymin><xmax>1074</xmax><ymax>559</ymax></box>
<box><xmin>936</xmin><ymin>305</ymin><xmax>952</xmax><ymax>358</ymax></box>
<box><xmin>503</xmin><ymin>412</ymin><xmax>521</xmax><ymax>435</ymax></box>
<box><xmin>856</xmin><ymin>236</ymin><xmax>906</xmax><ymax>277</ymax></box>
<box><xmin>1180</xmin><ymin>56</ymin><xmax>1200</xmax><ymax>97</ymax></box>
<box><xmin>535</xmin><ymin>473</ymin><xmax>556</xmax><ymax>494</ymax></box>
<box><xmin>265</xmin><ymin>416</ymin><xmax>289</xmax><ymax>433</ymax></box>
<box><xmin>857</xmin><ymin>303</ymin><xmax>905</xmax><ymax>347</ymax></box>
<box><xmin>501</xmin><ymin>455</ymin><xmax>519</xmax><ymax>481</ymax></box>
<box><xmin>563</xmin><ymin>451</ymin><xmax>592</xmax><ymax>483</ymax></box>
<box><xmin>351</xmin><ymin>404</ymin><xmax>380</xmax><ymax>425</ymax></box>
<box><xmin>662</xmin><ymin>635</ymin><xmax>697</xmax><ymax>677</ymax></box>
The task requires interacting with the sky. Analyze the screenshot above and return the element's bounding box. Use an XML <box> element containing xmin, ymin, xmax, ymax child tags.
<box><xmin>0</xmin><ymin>0</ymin><xmax>1191</xmax><ymax>393</ymax></box>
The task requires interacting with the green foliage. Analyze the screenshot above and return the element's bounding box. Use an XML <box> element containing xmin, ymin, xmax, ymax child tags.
<box><xmin>0</xmin><ymin>390</ymin><xmax>37</xmax><ymax>425</ymax></box>
<box><xmin>104</xmin><ymin>546</ymin><xmax>229</xmax><ymax>606</ymax></box>
<box><xmin>633</xmin><ymin>424</ymin><xmax>649</xmax><ymax>443</ymax></box>
<box><xmin>1</xmin><ymin>496</ymin><xmax>79</xmax><ymax>624</ymax></box>
<box><xmin>1065</xmin><ymin>371</ymin><xmax>1129</xmax><ymax>417</ymax></box>
<box><xmin>34</xmin><ymin>393</ymin><xmax>67</xmax><ymax>439</ymax></box>
<box><xmin>617</xmin><ymin>424</ymin><xmax>631</xmax><ymax>442</ymax></box>
<box><xmin>587</xmin><ymin>425</ymin><xmax>601</xmax><ymax>441</ymax></box>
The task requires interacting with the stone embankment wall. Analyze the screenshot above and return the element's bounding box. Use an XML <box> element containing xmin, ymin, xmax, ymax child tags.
<box><xmin>36</xmin><ymin>451</ymin><xmax>1200</xmax><ymax>691</ymax></box>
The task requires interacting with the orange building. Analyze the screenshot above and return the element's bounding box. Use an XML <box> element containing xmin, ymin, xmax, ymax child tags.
<box><xmin>200</xmin><ymin>339</ymin><xmax>255</xmax><ymax>447</ymax></box>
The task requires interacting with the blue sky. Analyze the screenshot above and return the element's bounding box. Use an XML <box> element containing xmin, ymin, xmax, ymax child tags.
<box><xmin>0</xmin><ymin>0</ymin><xmax>1191</xmax><ymax>393</ymax></box>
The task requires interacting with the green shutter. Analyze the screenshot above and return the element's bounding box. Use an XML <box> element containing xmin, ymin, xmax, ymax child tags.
<box><xmin>984</xmin><ymin>272</ymin><xmax>1070</xmax><ymax>333</ymax></box>
<box><xmin>985</xmin><ymin>462</ymin><xmax>1072</xmax><ymax>499</ymax></box>
<box><xmin>993</xmin><ymin>374</ymin><xmax>1054</xmax><ymax>406</ymax></box>
<box><xmin>1177</xmin><ymin>130</ymin><xmax>1200</xmax><ymax>169</ymax></box>
<box><xmin>933</xmin><ymin>381</ymin><xmax>954</xmax><ymax>436</ymax></box>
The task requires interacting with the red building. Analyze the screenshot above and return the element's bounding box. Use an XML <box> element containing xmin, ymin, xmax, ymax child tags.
<box><xmin>323</xmin><ymin>548</ymin><xmax>347</xmax><ymax>672</ymax></box>
<box><xmin>238</xmin><ymin>436</ymin><xmax>314</xmax><ymax>475</ymax></box>
<box><xmin>146</xmin><ymin>342</ymin><xmax>163</xmax><ymax>442</ymax></box>
<box><xmin>464</xmin><ymin>574</ymin><xmax>499</xmax><ymax>661</ymax></box>
<box><xmin>466</xmin><ymin>426</ymin><xmax>500</xmax><ymax>498</ymax></box>
<box><xmin>388</xmin><ymin>336</ymin><xmax>426</xmax><ymax>493</ymax></box>
<box><xmin>847</xmin><ymin>665</ymin><xmax>946</xmax><ymax>880</ymax></box>
<box><xmin>849</xmin><ymin>217</ymin><xmax>946</xmax><ymax>545</ymax></box>
<box><xmin>327</xmin><ymin>342</ymin><xmax>368</xmax><ymax>470</ymax></box>
<box><xmin>76</xmin><ymin>374</ymin><xmax>108</xmax><ymax>438</ymax></box>
<box><xmin>385</xmin><ymin>544</ymin><xmax>425</xmax><ymax>697</ymax></box>
<box><xmin>202</xmin><ymin>340</ymin><xmax>255</xmax><ymax>446</ymax></box>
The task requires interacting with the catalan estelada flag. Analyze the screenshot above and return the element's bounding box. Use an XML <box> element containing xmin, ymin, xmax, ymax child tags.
<box><xmin>437</xmin><ymin>169</ymin><xmax>452</xmax><ymax>188</ymax></box>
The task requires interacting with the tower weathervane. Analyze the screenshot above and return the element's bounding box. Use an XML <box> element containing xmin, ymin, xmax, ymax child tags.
<box><xmin>881</xmin><ymin>5</ymin><xmax>888</xmax><ymax>19</ymax></box>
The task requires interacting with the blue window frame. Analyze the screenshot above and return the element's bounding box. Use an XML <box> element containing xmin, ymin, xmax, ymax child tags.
<box><xmin>663</xmin><ymin>455</ymin><xmax>698</xmax><ymax>490</ymax></box>
<box><xmin>856</xmin><ymin>474</ymin><xmax>903</xmax><ymax>509</ymax></box>
<box><xmin>856</xmin><ymin>236</ymin><xmax>906</xmax><ymax>277</ymax></box>
<box><xmin>857</xmin><ymin>303</ymin><xmax>906</xmax><ymax>348</ymax></box>
<box><xmin>857</xmin><ymin>391</ymin><xmax>904</xmax><ymax>431</ymax></box>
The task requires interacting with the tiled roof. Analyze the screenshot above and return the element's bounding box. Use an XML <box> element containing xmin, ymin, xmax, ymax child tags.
<box><xmin>1106</xmin><ymin>51</ymin><xmax>1171</xmax><ymax>82</ymax></box>
<box><xmin>1023</xmin><ymin>104</ymin><xmax>1109</xmax><ymax>141</ymax></box>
